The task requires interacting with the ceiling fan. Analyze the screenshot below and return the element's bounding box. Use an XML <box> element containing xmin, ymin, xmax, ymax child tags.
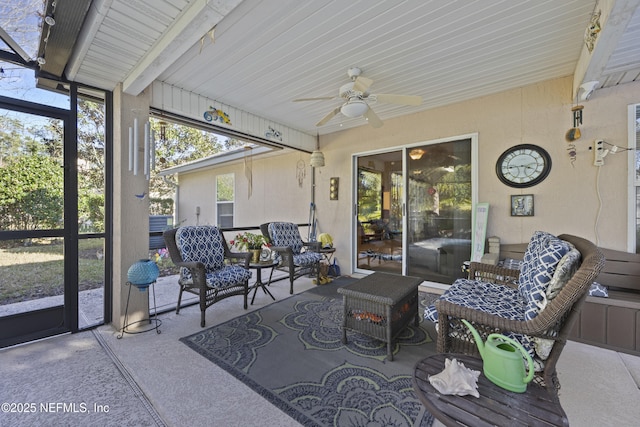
<box><xmin>293</xmin><ymin>67</ymin><xmax>422</xmax><ymax>128</ymax></box>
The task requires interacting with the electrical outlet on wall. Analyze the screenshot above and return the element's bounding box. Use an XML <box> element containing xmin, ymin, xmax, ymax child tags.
<box><xmin>593</xmin><ymin>140</ymin><xmax>607</xmax><ymax>166</ymax></box>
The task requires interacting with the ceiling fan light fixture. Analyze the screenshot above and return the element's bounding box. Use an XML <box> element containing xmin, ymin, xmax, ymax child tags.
<box><xmin>340</xmin><ymin>99</ymin><xmax>368</xmax><ymax>118</ymax></box>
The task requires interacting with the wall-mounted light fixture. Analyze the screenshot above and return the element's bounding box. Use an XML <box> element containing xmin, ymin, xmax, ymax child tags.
<box><xmin>330</xmin><ymin>177</ymin><xmax>339</xmax><ymax>200</ymax></box>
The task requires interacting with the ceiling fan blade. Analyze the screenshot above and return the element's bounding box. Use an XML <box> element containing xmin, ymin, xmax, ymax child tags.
<box><xmin>293</xmin><ymin>96</ymin><xmax>335</xmax><ymax>102</ymax></box>
<box><xmin>363</xmin><ymin>107</ymin><xmax>383</xmax><ymax>128</ymax></box>
<box><xmin>353</xmin><ymin>76</ymin><xmax>373</xmax><ymax>93</ymax></box>
<box><xmin>316</xmin><ymin>106</ymin><xmax>341</xmax><ymax>126</ymax></box>
<box><xmin>374</xmin><ymin>93</ymin><xmax>423</xmax><ymax>106</ymax></box>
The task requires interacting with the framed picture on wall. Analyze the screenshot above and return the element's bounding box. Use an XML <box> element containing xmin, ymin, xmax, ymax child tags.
<box><xmin>511</xmin><ymin>194</ymin><xmax>534</xmax><ymax>216</ymax></box>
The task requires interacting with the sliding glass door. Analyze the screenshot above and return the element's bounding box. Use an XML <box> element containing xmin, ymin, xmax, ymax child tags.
<box><xmin>353</xmin><ymin>136</ymin><xmax>474</xmax><ymax>284</ymax></box>
<box><xmin>406</xmin><ymin>139</ymin><xmax>472</xmax><ymax>283</ymax></box>
<box><xmin>355</xmin><ymin>150</ymin><xmax>403</xmax><ymax>274</ymax></box>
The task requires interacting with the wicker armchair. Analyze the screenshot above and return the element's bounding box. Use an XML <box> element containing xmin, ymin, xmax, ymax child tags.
<box><xmin>163</xmin><ymin>226</ymin><xmax>252</xmax><ymax>327</ymax></box>
<box><xmin>430</xmin><ymin>234</ymin><xmax>604</xmax><ymax>392</ymax></box>
<box><xmin>260</xmin><ymin>222</ymin><xmax>322</xmax><ymax>294</ymax></box>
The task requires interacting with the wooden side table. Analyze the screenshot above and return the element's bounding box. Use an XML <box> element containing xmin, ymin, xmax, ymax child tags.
<box><xmin>413</xmin><ymin>353</ymin><xmax>569</xmax><ymax>427</ymax></box>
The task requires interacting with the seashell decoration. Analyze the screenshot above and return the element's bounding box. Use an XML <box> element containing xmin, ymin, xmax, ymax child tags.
<box><xmin>428</xmin><ymin>358</ymin><xmax>481</xmax><ymax>398</ymax></box>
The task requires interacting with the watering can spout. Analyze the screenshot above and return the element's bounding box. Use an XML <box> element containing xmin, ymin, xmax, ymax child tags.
<box><xmin>461</xmin><ymin>319</ymin><xmax>485</xmax><ymax>358</ymax></box>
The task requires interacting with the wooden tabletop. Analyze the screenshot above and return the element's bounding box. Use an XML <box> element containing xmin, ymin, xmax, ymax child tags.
<box><xmin>413</xmin><ymin>353</ymin><xmax>569</xmax><ymax>427</ymax></box>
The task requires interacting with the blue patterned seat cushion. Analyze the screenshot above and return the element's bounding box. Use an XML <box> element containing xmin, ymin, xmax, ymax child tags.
<box><xmin>518</xmin><ymin>231</ymin><xmax>571</xmax><ymax>320</ymax></box>
<box><xmin>176</xmin><ymin>225</ymin><xmax>251</xmax><ymax>288</ymax></box>
<box><xmin>202</xmin><ymin>265</ymin><xmax>252</xmax><ymax>289</ymax></box>
<box><xmin>268</xmin><ymin>222</ymin><xmax>322</xmax><ymax>265</ymax></box>
<box><xmin>293</xmin><ymin>251</ymin><xmax>322</xmax><ymax>267</ymax></box>
<box><xmin>424</xmin><ymin>279</ymin><xmax>536</xmax><ymax>358</ymax></box>
<box><xmin>424</xmin><ymin>279</ymin><xmax>525</xmax><ymax>323</ymax></box>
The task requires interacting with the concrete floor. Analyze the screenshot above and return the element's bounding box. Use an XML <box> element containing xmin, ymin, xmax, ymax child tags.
<box><xmin>1</xmin><ymin>274</ymin><xmax>640</xmax><ymax>426</ymax></box>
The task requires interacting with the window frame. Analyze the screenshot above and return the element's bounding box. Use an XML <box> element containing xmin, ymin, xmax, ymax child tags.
<box><xmin>216</xmin><ymin>172</ymin><xmax>235</xmax><ymax>228</ymax></box>
<box><xmin>628</xmin><ymin>103</ymin><xmax>640</xmax><ymax>253</ymax></box>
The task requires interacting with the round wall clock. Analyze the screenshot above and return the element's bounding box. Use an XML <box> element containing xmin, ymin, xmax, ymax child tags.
<box><xmin>496</xmin><ymin>144</ymin><xmax>551</xmax><ymax>188</ymax></box>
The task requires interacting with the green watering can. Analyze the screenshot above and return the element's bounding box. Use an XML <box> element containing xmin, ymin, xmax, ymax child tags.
<box><xmin>461</xmin><ymin>319</ymin><xmax>534</xmax><ymax>393</ymax></box>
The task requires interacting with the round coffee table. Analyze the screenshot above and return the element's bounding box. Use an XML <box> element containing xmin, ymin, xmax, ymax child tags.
<box><xmin>413</xmin><ymin>353</ymin><xmax>568</xmax><ymax>426</ymax></box>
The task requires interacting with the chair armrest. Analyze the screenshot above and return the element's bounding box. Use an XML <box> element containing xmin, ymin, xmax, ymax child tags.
<box><xmin>469</xmin><ymin>262</ymin><xmax>520</xmax><ymax>288</ymax></box>
<box><xmin>173</xmin><ymin>260</ymin><xmax>205</xmax><ymax>270</ymax></box>
<box><xmin>303</xmin><ymin>241</ymin><xmax>321</xmax><ymax>251</ymax></box>
<box><xmin>436</xmin><ymin>298</ymin><xmax>558</xmax><ymax>339</ymax></box>
<box><xmin>270</xmin><ymin>245</ymin><xmax>293</xmax><ymax>255</ymax></box>
<box><xmin>172</xmin><ymin>260</ymin><xmax>207</xmax><ymax>288</ymax></box>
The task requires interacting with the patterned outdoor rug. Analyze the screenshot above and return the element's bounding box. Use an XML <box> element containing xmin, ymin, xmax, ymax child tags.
<box><xmin>180</xmin><ymin>277</ymin><xmax>438</xmax><ymax>427</ymax></box>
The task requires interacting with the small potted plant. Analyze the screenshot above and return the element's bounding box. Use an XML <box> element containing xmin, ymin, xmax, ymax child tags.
<box><xmin>230</xmin><ymin>232</ymin><xmax>268</xmax><ymax>263</ymax></box>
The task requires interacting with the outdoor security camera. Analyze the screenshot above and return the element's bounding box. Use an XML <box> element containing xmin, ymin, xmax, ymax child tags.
<box><xmin>578</xmin><ymin>81</ymin><xmax>599</xmax><ymax>101</ymax></box>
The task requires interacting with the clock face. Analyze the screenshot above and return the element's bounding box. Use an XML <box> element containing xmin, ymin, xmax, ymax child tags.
<box><xmin>496</xmin><ymin>144</ymin><xmax>551</xmax><ymax>188</ymax></box>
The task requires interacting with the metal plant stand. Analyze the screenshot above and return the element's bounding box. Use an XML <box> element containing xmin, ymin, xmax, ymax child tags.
<box><xmin>117</xmin><ymin>281</ymin><xmax>162</xmax><ymax>339</ymax></box>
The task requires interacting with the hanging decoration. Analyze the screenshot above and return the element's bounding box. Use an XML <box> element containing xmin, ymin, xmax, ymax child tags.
<box><xmin>296</xmin><ymin>159</ymin><xmax>306</xmax><ymax>187</ymax></box>
<box><xmin>244</xmin><ymin>146</ymin><xmax>253</xmax><ymax>198</ymax></box>
<box><xmin>310</xmin><ymin>132</ymin><xmax>325</xmax><ymax>167</ymax></box>
<box><xmin>203</xmin><ymin>105</ymin><xmax>232</xmax><ymax>125</ymax></box>
<box><xmin>584</xmin><ymin>9</ymin><xmax>601</xmax><ymax>53</ymax></box>
<box><xmin>128</xmin><ymin>116</ymin><xmax>155</xmax><ymax>181</ymax></box>
<box><xmin>310</xmin><ymin>150</ymin><xmax>325</xmax><ymax>167</ymax></box>
<box><xmin>565</xmin><ymin>105</ymin><xmax>583</xmax><ymax>165</ymax></box>
<box><xmin>265</xmin><ymin>126</ymin><xmax>282</xmax><ymax>141</ymax></box>
<box><xmin>199</xmin><ymin>27</ymin><xmax>216</xmax><ymax>54</ymax></box>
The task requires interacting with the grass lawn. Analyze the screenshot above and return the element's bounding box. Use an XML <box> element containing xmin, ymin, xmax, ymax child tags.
<box><xmin>0</xmin><ymin>238</ymin><xmax>177</xmax><ymax>306</ymax></box>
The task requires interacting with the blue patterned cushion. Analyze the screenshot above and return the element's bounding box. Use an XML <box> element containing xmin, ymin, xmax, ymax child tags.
<box><xmin>293</xmin><ymin>251</ymin><xmax>322</xmax><ymax>266</ymax></box>
<box><xmin>518</xmin><ymin>231</ymin><xmax>571</xmax><ymax>321</ymax></box>
<box><xmin>204</xmin><ymin>265</ymin><xmax>252</xmax><ymax>289</ymax></box>
<box><xmin>423</xmin><ymin>279</ymin><xmax>536</xmax><ymax>358</ymax></box>
<box><xmin>589</xmin><ymin>282</ymin><xmax>608</xmax><ymax>298</ymax></box>
<box><xmin>176</xmin><ymin>226</ymin><xmax>252</xmax><ymax>288</ymax></box>
<box><xmin>269</xmin><ymin>222</ymin><xmax>304</xmax><ymax>254</ymax></box>
<box><xmin>424</xmin><ymin>279</ymin><xmax>526</xmax><ymax>322</ymax></box>
<box><xmin>545</xmin><ymin>247</ymin><xmax>581</xmax><ymax>302</ymax></box>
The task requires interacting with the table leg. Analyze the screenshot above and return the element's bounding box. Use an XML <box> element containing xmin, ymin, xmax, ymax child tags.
<box><xmin>250</xmin><ymin>266</ymin><xmax>276</xmax><ymax>305</ymax></box>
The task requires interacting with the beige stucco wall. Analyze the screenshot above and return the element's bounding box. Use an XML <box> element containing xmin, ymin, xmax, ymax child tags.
<box><xmin>175</xmin><ymin>75</ymin><xmax>639</xmax><ymax>274</ymax></box>
<box><xmin>177</xmin><ymin>150</ymin><xmax>316</xmax><ymax>237</ymax></box>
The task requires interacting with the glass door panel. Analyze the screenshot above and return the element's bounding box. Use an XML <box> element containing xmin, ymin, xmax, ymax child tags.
<box><xmin>406</xmin><ymin>139</ymin><xmax>472</xmax><ymax>283</ymax></box>
<box><xmin>77</xmin><ymin>94</ymin><xmax>107</xmax><ymax>328</ymax></box>
<box><xmin>355</xmin><ymin>151</ymin><xmax>403</xmax><ymax>274</ymax></box>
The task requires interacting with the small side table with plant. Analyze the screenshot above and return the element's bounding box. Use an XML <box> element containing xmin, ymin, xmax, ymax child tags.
<box><xmin>230</xmin><ymin>232</ymin><xmax>269</xmax><ymax>264</ymax></box>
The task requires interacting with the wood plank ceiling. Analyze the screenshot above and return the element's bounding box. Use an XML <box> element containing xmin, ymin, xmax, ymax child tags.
<box><xmin>45</xmin><ymin>0</ymin><xmax>640</xmax><ymax>136</ymax></box>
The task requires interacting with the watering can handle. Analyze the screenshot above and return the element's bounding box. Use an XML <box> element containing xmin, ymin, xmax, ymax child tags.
<box><xmin>487</xmin><ymin>334</ymin><xmax>535</xmax><ymax>384</ymax></box>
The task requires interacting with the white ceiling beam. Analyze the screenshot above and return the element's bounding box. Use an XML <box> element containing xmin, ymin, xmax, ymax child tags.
<box><xmin>66</xmin><ymin>0</ymin><xmax>113</xmax><ymax>81</ymax></box>
<box><xmin>123</xmin><ymin>0</ymin><xmax>243</xmax><ymax>96</ymax></box>
<box><xmin>573</xmin><ymin>0</ymin><xmax>640</xmax><ymax>100</ymax></box>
